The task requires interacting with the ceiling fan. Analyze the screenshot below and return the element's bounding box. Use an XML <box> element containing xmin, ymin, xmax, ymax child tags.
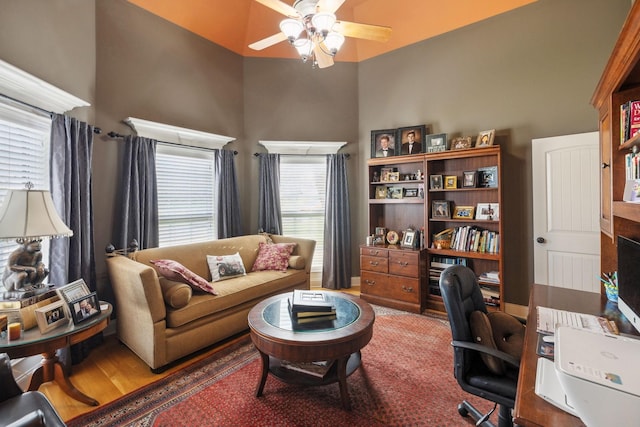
<box><xmin>249</xmin><ymin>0</ymin><xmax>392</xmax><ymax>68</ymax></box>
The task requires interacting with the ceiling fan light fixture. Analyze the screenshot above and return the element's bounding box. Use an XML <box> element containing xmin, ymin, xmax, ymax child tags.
<box><xmin>280</xmin><ymin>18</ymin><xmax>304</xmax><ymax>41</ymax></box>
<box><xmin>311</xmin><ymin>12</ymin><xmax>336</xmax><ymax>36</ymax></box>
<box><xmin>324</xmin><ymin>31</ymin><xmax>345</xmax><ymax>54</ymax></box>
<box><xmin>293</xmin><ymin>38</ymin><xmax>313</xmax><ymax>61</ymax></box>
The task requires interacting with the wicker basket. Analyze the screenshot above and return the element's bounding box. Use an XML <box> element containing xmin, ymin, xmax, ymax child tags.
<box><xmin>433</xmin><ymin>228</ymin><xmax>453</xmax><ymax>249</ymax></box>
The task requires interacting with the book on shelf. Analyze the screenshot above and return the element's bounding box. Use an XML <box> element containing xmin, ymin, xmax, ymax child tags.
<box><xmin>621</xmin><ymin>100</ymin><xmax>640</xmax><ymax>144</ymax></box>
<box><xmin>449</xmin><ymin>226</ymin><xmax>499</xmax><ymax>254</ymax></box>
<box><xmin>280</xmin><ymin>360</ymin><xmax>335</xmax><ymax>378</ymax></box>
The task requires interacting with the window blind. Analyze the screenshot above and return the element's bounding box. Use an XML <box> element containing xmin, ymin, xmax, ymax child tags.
<box><xmin>156</xmin><ymin>144</ymin><xmax>217</xmax><ymax>247</ymax></box>
<box><xmin>0</xmin><ymin>102</ymin><xmax>51</xmax><ymax>280</ymax></box>
<box><xmin>280</xmin><ymin>156</ymin><xmax>326</xmax><ymax>272</ymax></box>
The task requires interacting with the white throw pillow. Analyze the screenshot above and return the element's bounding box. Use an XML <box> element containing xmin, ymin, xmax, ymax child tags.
<box><xmin>207</xmin><ymin>253</ymin><xmax>247</xmax><ymax>282</ymax></box>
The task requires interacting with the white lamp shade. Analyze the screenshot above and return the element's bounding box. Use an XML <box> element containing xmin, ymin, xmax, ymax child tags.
<box><xmin>311</xmin><ymin>12</ymin><xmax>336</xmax><ymax>34</ymax></box>
<box><xmin>294</xmin><ymin>38</ymin><xmax>313</xmax><ymax>59</ymax></box>
<box><xmin>279</xmin><ymin>19</ymin><xmax>304</xmax><ymax>40</ymax></box>
<box><xmin>0</xmin><ymin>189</ymin><xmax>73</xmax><ymax>240</ymax></box>
<box><xmin>324</xmin><ymin>31</ymin><xmax>345</xmax><ymax>53</ymax></box>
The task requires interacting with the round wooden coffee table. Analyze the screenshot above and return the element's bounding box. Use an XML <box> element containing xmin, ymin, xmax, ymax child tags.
<box><xmin>248</xmin><ymin>292</ymin><xmax>374</xmax><ymax>410</ymax></box>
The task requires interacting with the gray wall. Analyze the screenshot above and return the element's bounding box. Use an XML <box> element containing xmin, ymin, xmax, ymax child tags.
<box><xmin>0</xmin><ymin>0</ymin><xmax>631</xmax><ymax>306</ymax></box>
<box><xmin>358</xmin><ymin>0</ymin><xmax>630</xmax><ymax>304</ymax></box>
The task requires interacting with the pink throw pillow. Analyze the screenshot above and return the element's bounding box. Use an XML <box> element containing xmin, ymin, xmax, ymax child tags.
<box><xmin>150</xmin><ymin>259</ymin><xmax>218</xmax><ymax>295</ymax></box>
<box><xmin>251</xmin><ymin>242</ymin><xmax>297</xmax><ymax>272</ymax></box>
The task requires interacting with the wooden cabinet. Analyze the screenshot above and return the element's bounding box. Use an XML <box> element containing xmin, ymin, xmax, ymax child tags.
<box><xmin>359</xmin><ymin>245</ymin><xmax>427</xmax><ymax>313</ymax></box>
<box><xmin>364</xmin><ymin>148</ymin><xmax>503</xmax><ymax>314</ymax></box>
<box><xmin>591</xmin><ymin>2</ymin><xmax>640</xmax><ymax>274</ymax></box>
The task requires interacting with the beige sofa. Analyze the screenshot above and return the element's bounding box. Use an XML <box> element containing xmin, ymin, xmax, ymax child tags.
<box><xmin>106</xmin><ymin>234</ymin><xmax>315</xmax><ymax>372</ymax></box>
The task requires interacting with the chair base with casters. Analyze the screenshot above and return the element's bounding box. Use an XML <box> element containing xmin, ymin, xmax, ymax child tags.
<box><xmin>439</xmin><ymin>265</ymin><xmax>524</xmax><ymax>427</ymax></box>
<box><xmin>0</xmin><ymin>353</ymin><xmax>66</xmax><ymax>427</ymax></box>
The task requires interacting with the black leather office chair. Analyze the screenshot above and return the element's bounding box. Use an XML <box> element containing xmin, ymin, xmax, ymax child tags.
<box><xmin>439</xmin><ymin>265</ymin><xmax>523</xmax><ymax>427</ymax></box>
<box><xmin>0</xmin><ymin>353</ymin><xmax>66</xmax><ymax>427</ymax></box>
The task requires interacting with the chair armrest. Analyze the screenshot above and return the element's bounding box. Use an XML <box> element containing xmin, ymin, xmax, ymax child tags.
<box><xmin>451</xmin><ymin>340</ymin><xmax>520</xmax><ymax>369</ymax></box>
<box><xmin>6</xmin><ymin>410</ymin><xmax>45</xmax><ymax>427</ymax></box>
<box><xmin>0</xmin><ymin>353</ymin><xmax>23</xmax><ymax>401</ymax></box>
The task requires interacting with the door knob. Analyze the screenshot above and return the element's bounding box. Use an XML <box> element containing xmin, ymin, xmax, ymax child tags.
<box><xmin>536</xmin><ymin>237</ymin><xmax>546</xmax><ymax>244</ymax></box>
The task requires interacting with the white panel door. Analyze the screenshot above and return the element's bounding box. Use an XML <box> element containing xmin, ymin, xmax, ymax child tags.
<box><xmin>532</xmin><ymin>132</ymin><xmax>600</xmax><ymax>292</ymax></box>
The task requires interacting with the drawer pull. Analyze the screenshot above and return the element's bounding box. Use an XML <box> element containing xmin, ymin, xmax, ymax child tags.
<box><xmin>365</xmin><ymin>280</ymin><xmax>376</xmax><ymax>286</ymax></box>
<box><xmin>369</xmin><ymin>261</ymin><xmax>379</xmax><ymax>266</ymax></box>
<box><xmin>368</xmin><ymin>250</ymin><xmax>380</xmax><ymax>256</ymax></box>
<box><xmin>398</xmin><ymin>261</ymin><xmax>409</xmax><ymax>267</ymax></box>
<box><xmin>401</xmin><ymin>286</ymin><xmax>414</xmax><ymax>293</ymax></box>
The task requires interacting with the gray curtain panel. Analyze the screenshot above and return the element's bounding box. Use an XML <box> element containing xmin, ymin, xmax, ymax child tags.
<box><xmin>257</xmin><ymin>153</ymin><xmax>282</xmax><ymax>235</ymax></box>
<box><xmin>322</xmin><ymin>154</ymin><xmax>351</xmax><ymax>289</ymax></box>
<box><xmin>113</xmin><ymin>136</ymin><xmax>159</xmax><ymax>250</ymax></box>
<box><xmin>49</xmin><ymin>114</ymin><xmax>96</xmax><ymax>290</ymax></box>
<box><xmin>215</xmin><ymin>149</ymin><xmax>243</xmax><ymax>238</ymax></box>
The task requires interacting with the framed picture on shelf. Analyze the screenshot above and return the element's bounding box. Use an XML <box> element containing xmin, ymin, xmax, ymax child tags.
<box><xmin>402</xmin><ymin>230</ymin><xmax>416</xmax><ymax>247</ymax></box>
<box><xmin>69</xmin><ymin>292</ymin><xmax>101</xmax><ymax>325</ymax></box>
<box><xmin>375</xmin><ymin>186</ymin><xmax>388</xmax><ymax>199</ymax></box>
<box><xmin>35</xmin><ymin>300</ymin><xmax>68</xmax><ymax>334</ymax></box>
<box><xmin>404</xmin><ymin>188</ymin><xmax>419</xmax><ymax>197</ymax></box>
<box><xmin>425</xmin><ymin>133</ymin><xmax>447</xmax><ymax>153</ymax></box>
<box><xmin>477</xmin><ymin>166</ymin><xmax>498</xmax><ymax>188</ymax></box>
<box><xmin>451</xmin><ymin>136</ymin><xmax>473</xmax><ymax>150</ymax></box>
<box><xmin>462</xmin><ymin>170</ymin><xmax>477</xmax><ymax>188</ymax></box>
<box><xmin>387</xmin><ymin>171</ymin><xmax>400</xmax><ymax>182</ymax></box>
<box><xmin>444</xmin><ymin>176</ymin><xmax>457</xmax><ymax>189</ymax></box>
<box><xmin>371</xmin><ymin>129</ymin><xmax>398</xmax><ymax>158</ymax></box>
<box><xmin>430</xmin><ymin>174</ymin><xmax>443</xmax><ymax>190</ymax></box>
<box><xmin>432</xmin><ymin>200</ymin><xmax>450</xmax><ymax>219</ymax></box>
<box><xmin>475</xmin><ymin>129</ymin><xmax>495</xmax><ymax>147</ymax></box>
<box><xmin>453</xmin><ymin>206</ymin><xmax>476</xmax><ymax>219</ymax></box>
<box><xmin>380</xmin><ymin>167</ymin><xmax>395</xmax><ymax>182</ymax></box>
<box><xmin>389</xmin><ymin>187</ymin><xmax>403</xmax><ymax>199</ymax></box>
<box><xmin>476</xmin><ymin>203</ymin><xmax>499</xmax><ymax>220</ymax></box>
<box><xmin>398</xmin><ymin>125</ymin><xmax>427</xmax><ymax>155</ymax></box>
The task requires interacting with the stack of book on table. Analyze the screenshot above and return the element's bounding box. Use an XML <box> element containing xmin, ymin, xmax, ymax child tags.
<box><xmin>288</xmin><ymin>290</ymin><xmax>336</xmax><ymax>324</ymax></box>
<box><xmin>280</xmin><ymin>360</ymin><xmax>335</xmax><ymax>378</ymax></box>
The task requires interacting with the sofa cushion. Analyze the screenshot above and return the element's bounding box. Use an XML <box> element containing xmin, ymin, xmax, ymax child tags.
<box><xmin>150</xmin><ymin>259</ymin><xmax>218</xmax><ymax>295</ymax></box>
<box><xmin>158</xmin><ymin>279</ymin><xmax>192</xmax><ymax>308</ymax></box>
<box><xmin>251</xmin><ymin>242</ymin><xmax>297</xmax><ymax>272</ymax></box>
<box><xmin>288</xmin><ymin>255</ymin><xmax>305</xmax><ymax>270</ymax></box>
<box><xmin>207</xmin><ymin>252</ymin><xmax>247</xmax><ymax>282</ymax></box>
<box><xmin>165</xmin><ymin>269</ymin><xmax>307</xmax><ymax>328</ymax></box>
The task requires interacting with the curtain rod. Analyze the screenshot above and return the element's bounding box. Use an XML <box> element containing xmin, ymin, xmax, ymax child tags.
<box><xmin>0</xmin><ymin>93</ymin><xmax>102</xmax><ymax>134</ymax></box>
<box><xmin>253</xmin><ymin>152</ymin><xmax>350</xmax><ymax>158</ymax></box>
<box><xmin>108</xmin><ymin>131</ymin><xmax>237</xmax><ymax>154</ymax></box>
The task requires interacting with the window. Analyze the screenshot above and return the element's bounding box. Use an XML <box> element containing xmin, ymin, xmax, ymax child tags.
<box><xmin>280</xmin><ymin>156</ymin><xmax>326</xmax><ymax>272</ymax></box>
<box><xmin>0</xmin><ymin>101</ymin><xmax>52</xmax><ymax>280</ymax></box>
<box><xmin>156</xmin><ymin>144</ymin><xmax>217</xmax><ymax>247</ymax></box>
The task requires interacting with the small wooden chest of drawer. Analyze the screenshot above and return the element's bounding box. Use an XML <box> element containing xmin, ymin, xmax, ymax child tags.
<box><xmin>388</xmin><ymin>251</ymin><xmax>420</xmax><ymax>278</ymax></box>
<box><xmin>361</xmin><ymin>271</ymin><xmax>420</xmax><ymax>304</ymax></box>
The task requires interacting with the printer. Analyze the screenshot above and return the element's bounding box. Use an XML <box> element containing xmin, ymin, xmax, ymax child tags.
<box><xmin>553</xmin><ymin>326</ymin><xmax>640</xmax><ymax>426</ymax></box>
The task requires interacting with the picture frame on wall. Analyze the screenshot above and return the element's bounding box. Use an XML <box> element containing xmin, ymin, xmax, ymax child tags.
<box><xmin>425</xmin><ymin>133</ymin><xmax>447</xmax><ymax>153</ymax></box>
<box><xmin>371</xmin><ymin>129</ymin><xmax>398</xmax><ymax>158</ymax></box>
<box><xmin>70</xmin><ymin>292</ymin><xmax>101</xmax><ymax>325</ymax></box>
<box><xmin>398</xmin><ymin>125</ymin><xmax>427</xmax><ymax>155</ymax></box>
<box><xmin>475</xmin><ymin>129</ymin><xmax>495</xmax><ymax>147</ymax></box>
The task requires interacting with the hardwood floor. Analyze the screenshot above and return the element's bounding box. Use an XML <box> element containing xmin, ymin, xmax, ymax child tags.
<box><xmin>37</xmin><ymin>286</ymin><xmax>360</xmax><ymax>421</ymax></box>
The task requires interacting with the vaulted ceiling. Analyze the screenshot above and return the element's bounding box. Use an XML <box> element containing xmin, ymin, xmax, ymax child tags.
<box><xmin>127</xmin><ymin>0</ymin><xmax>537</xmax><ymax>62</ymax></box>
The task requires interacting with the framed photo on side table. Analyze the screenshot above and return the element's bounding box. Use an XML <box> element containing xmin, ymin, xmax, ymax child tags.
<box><xmin>70</xmin><ymin>292</ymin><xmax>101</xmax><ymax>325</ymax></box>
<box><xmin>57</xmin><ymin>279</ymin><xmax>91</xmax><ymax>306</ymax></box>
<box><xmin>35</xmin><ymin>300</ymin><xmax>68</xmax><ymax>334</ymax></box>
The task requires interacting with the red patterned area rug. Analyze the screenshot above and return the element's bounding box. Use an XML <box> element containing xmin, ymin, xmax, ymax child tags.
<box><xmin>68</xmin><ymin>309</ymin><xmax>494</xmax><ymax>426</ymax></box>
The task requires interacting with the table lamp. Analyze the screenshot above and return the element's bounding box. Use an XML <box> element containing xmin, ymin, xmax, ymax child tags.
<box><xmin>0</xmin><ymin>183</ymin><xmax>73</xmax><ymax>296</ymax></box>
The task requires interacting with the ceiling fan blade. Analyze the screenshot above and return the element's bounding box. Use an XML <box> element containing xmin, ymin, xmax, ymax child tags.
<box><xmin>316</xmin><ymin>0</ymin><xmax>346</xmax><ymax>14</ymax></box>
<box><xmin>334</xmin><ymin>20</ymin><xmax>392</xmax><ymax>42</ymax></box>
<box><xmin>313</xmin><ymin>42</ymin><xmax>334</xmax><ymax>68</ymax></box>
<box><xmin>254</xmin><ymin>0</ymin><xmax>298</xmax><ymax>18</ymax></box>
<box><xmin>249</xmin><ymin>32</ymin><xmax>288</xmax><ymax>50</ymax></box>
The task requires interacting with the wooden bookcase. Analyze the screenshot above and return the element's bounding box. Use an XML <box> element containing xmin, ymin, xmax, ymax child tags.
<box><xmin>591</xmin><ymin>1</ymin><xmax>640</xmax><ymax>274</ymax></box>
<box><xmin>364</xmin><ymin>147</ymin><xmax>503</xmax><ymax>313</ymax></box>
